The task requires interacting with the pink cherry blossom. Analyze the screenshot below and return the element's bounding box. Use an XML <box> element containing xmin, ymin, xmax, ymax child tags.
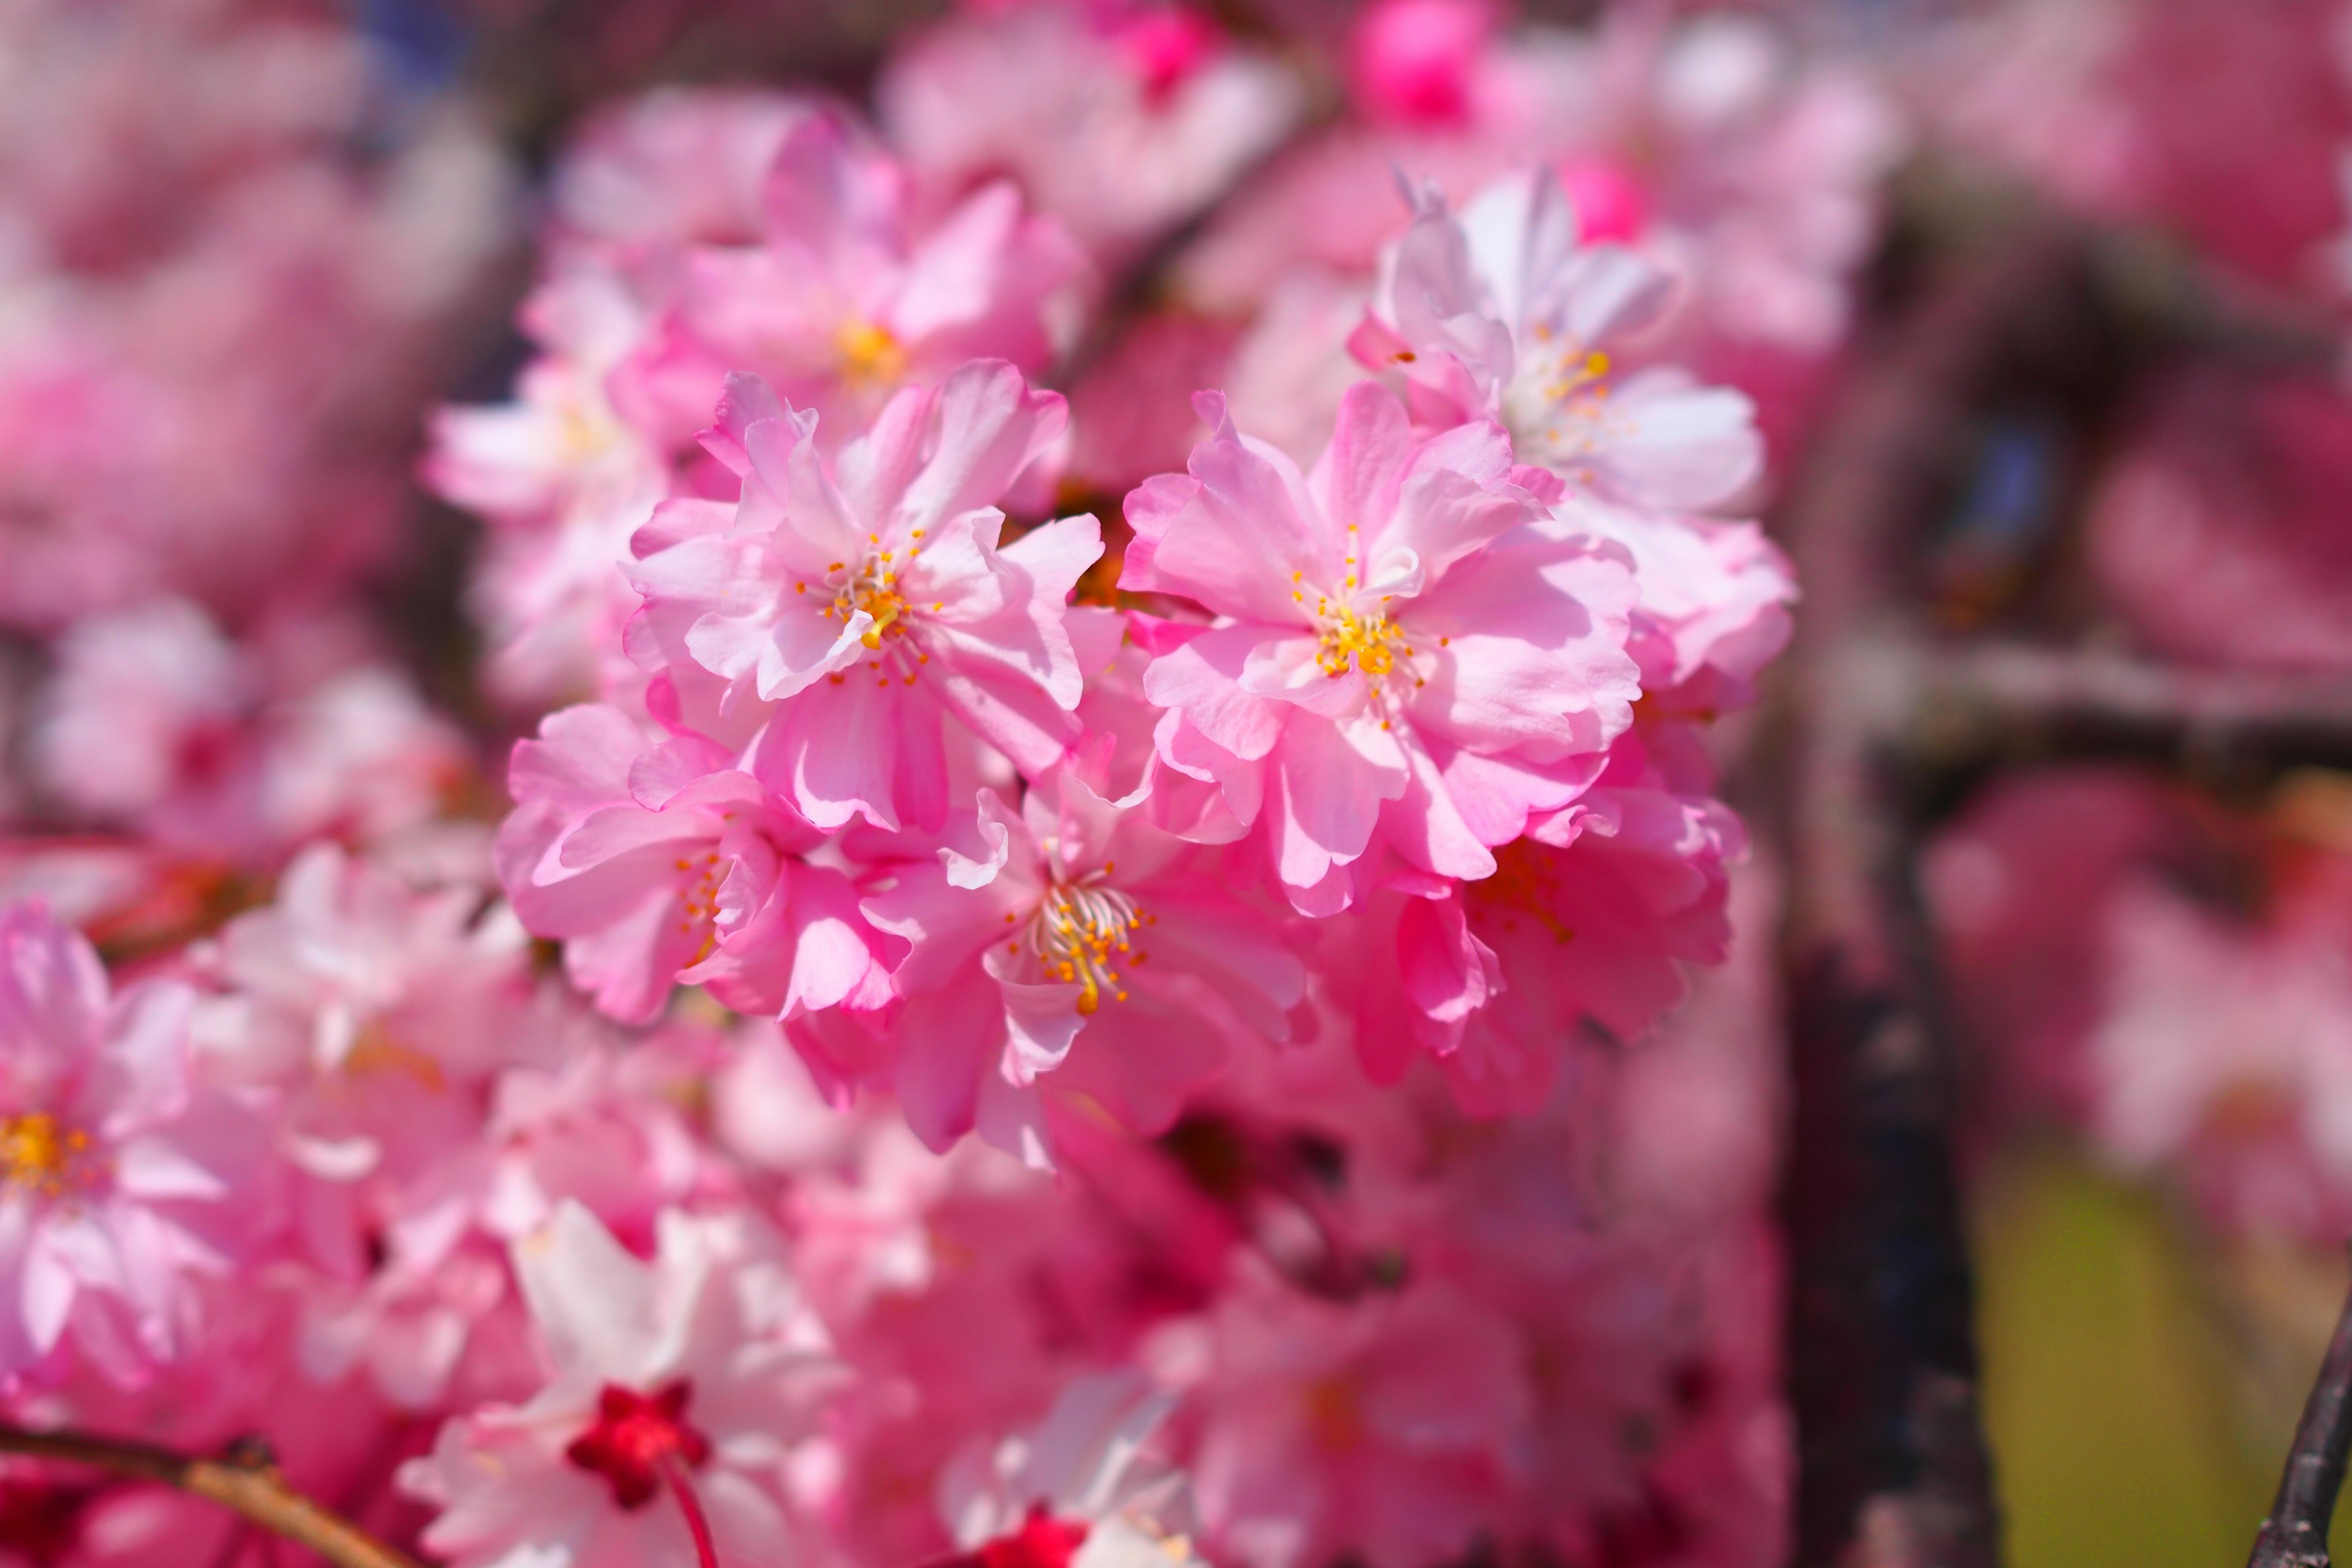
<box><xmin>1552</xmin><ymin>499</ymin><xmax>1796</xmax><ymax>717</ymax></box>
<box><xmin>1121</xmin><ymin>381</ymin><xmax>1639</xmax><ymax>909</ymax></box>
<box><xmin>635</xmin><ymin>109</ymin><xmax>1087</xmax><ymax>447</ymax></box>
<box><xmin>1348</xmin><ymin>0</ymin><xmax>1498</xmax><ymax>130</ymax></box>
<box><xmin>879</xmin><ymin>1</ymin><xmax>1303</xmax><ymax>260</ymax></box>
<box><xmin>496</xmin><ymin>703</ymin><xmax>895</xmax><ymax>1025</ymax></box>
<box><xmin>401</xmin><ymin>1201</ymin><xmax>840</xmax><ymax>1568</ymax></box>
<box><xmin>0</xmin><ymin>900</ymin><xmax>272</xmax><ymax>1387</ymax></box>
<box><xmin>429</xmin><ymin>259</ymin><xmax>674</xmax><ymax>703</ymax></box>
<box><xmin>938</xmin><ymin>1374</ymin><xmax>1205</xmax><ymax>1568</ymax></box>
<box><xmin>1352</xmin><ymin>169</ymin><xmax>1765</xmax><ymax>513</ymax></box>
<box><xmin>627</xmin><ymin>364</ymin><xmax>1102</xmax><ymax>834</ymax></box>
<box><xmin>2087</xmin><ymin>878</ymin><xmax>2352</xmax><ymax>1241</ymax></box>
<box><xmin>549</xmin><ymin>88</ymin><xmax>816</xmax><ymax>253</ymax></box>
<box><xmin>855</xmin><ymin>761</ymin><xmax>1306</xmax><ymax>1160</ymax></box>
<box><xmin>1164</xmin><ymin>1268</ymin><xmax>1530</xmax><ymax>1568</ymax></box>
<box><xmin>1330</xmin><ymin>725</ymin><xmax>1742</xmax><ymax>1115</ymax></box>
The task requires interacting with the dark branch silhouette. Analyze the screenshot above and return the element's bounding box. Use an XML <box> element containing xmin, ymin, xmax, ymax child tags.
<box><xmin>2249</xmin><ymin>1265</ymin><xmax>2352</xmax><ymax>1568</ymax></box>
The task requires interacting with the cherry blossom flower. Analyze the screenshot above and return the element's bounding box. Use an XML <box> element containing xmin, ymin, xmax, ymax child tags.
<box><xmin>627</xmin><ymin>364</ymin><xmax>1102</xmax><ymax>834</ymax></box>
<box><xmin>636</xmin><ymin>109</ymin><xmax>1087</xmax><ymax>445</ymax></box>
<box><xmin>1121</xmin><ymin>380</ymin><xmax>1638</xmax><ymax>910</ymax></box>
<box><xmin>429</xmin><ymin>259</ymin><xmax>674</xmax><ymax>703</ymax></box>
<box><xmin>497</xmin><ymin>703</ymin><xmax>895</xmax><ymax>1025</ymax></box>
<box><xmin>1325</xmin><ymin>725</ymin><xmax>1741</xmax><ymax>1115</ymax></box>
<box><xmin>1163</xmin><ymin>1270</ymin><xmax>1529</xmax><ymax>1568</ymax></box>
<box><xmin>938</xmin><ymin>1374</ymin><xmax>1207</xmax><ymax>1568</ymax></box>
<box><xmin>880</xmin><ymin>1</ymin><xmax>1303</xmax><ymax>261</ymax></box>
<box><xmin>1352</xmin><ymin>169</ymin><xmax>1764</xmax><ymax>513</ymax></box>
<box><xmin>401</xmin><ymin>1201</ymin><xmax>840</xmax><ymax>1568</ymax></box>
<box><xmin>856</xmin><ymin>761</ymin><xmax>1305</xmax><ymax>1161</ymax></box>
<box><xmin>0</xmin><ymin>900</ymin><xmax>271</xmax><ymax>1387</ymax></box>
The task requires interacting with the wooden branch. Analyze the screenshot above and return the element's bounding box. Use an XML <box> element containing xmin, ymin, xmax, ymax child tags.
<box><xmin>1912</xmin><ymin>641</ymin><xmax>2352</xmax><ymax>772</ymax></box>
<box><xmin>1768</xmin><ymin>225</ymin><xmax>2094</xmax><ymax>1568</ymax></box>
<box><xmin>2250</xmin><ymin>1266</ymin><xmax>2352</xmax><ymax>1568</ymax></box>
<box><xmin>0</xmin><ymin>1423</ymin><xmax>424</xmax><ymax>1568</ymax></box>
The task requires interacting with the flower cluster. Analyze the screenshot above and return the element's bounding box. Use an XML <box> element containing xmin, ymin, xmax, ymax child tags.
<box><xmin>0</xmin><ymin>4</ymin><xmax>1838</xmax><ymax>1568</ymax></box>
<box><xmin>464</xmin><ymin>84</ymin><xmax>1796</xmax><ymax>1164</ymax></box>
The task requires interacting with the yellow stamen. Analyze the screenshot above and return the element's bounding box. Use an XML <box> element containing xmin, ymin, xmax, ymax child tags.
<box><xmin>1026</xmin><ymin>880</ymin><xmax>1147</xmax><ymax>1016</ymax></box>
<box><xmin>1</xmin><ymin>1112</ymin><xmax>92</xmax><ymax>1197</ymax></box>
<box><xmin>1316</xmin><ymin>605</ymin><xmax>1407</xmax><ymax>678</ymax></box>
<box><xmin>835</xmin><ymin>318</ymin><xmax>908</xmax><ymax>386</ymax></box>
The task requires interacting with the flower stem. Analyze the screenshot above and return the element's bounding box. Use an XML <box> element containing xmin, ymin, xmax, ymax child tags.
<box><xmin>663</xmin><ymin>1450</ymin><xmax>722</xmax><ymax>1568</ymax></box>
<box><xmin>0</xmin><ymin>1422</ymin><xmax>423</xmax><ymax>1568</ymax></box>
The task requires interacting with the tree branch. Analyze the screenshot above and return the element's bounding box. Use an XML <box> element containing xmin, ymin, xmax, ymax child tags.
<box><xmin>1912</xmin><ymin>641</ymin><xmax>2352</xmax><ymax>773</ymax></box>
<box><xmin>2250</xmin><ymin>1266</ymin><xmax>2352</xmax><ymax>1568</ymax></box>
<box><xmin>0</xmin><ymin>1423</ymin><xmax>424</xmax><ymax>1568</ymax></box>
<box><xmin>1770</xmin><ymin>225</ymin><xmax>2095</xmax><ymax>1568</ymax></box>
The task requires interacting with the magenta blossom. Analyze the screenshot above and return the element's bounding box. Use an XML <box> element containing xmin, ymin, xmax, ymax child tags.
<box><xmin>497</xmin><ymin>703</ymin><xmax>895</xmax><ymax>1025</ymax></box>
<box><xmin>0</xmin><ymin>901</ymin><xmax>271</xmax><ymax>1387</ymax></box>
<box><xmin>628</xmin><ymin>363</ymin><xmax>1102</xmax><ymax>834</ymax></box>
<box><xmin>1332</xmin><ymin>725</ymin><xmax>1743</xmax><ymax>1115</ymax></box>
<box><xmin>1121</xmin><ymin>381</ymin><xmax>1638</xmax><ymax>911</ymax></box>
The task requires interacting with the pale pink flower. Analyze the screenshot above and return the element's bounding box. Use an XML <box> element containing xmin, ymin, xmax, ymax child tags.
<box><xmin>635</xmin><ymin>110</ymin><xmax>1087</xmax><ymax>445</ymax></box>
<box><xmin>1551</xmin><ymin>499</ymin><xmax>1795</xmax><ymax>716</ymax></box>
<box><xmin>30</xmin><ymin>601</ymin><xmax>472</xmax><ymax>859</ymax></box>
<box><xmin>856</xmin><ymin>763</ymin><xmax>1306</xmax><ymax>1161</ymax></box>
<box><xmin>880</xmin><ymin>1</ymin><xmax>1303</xmax><ymax>261</ymax></box>
<box><xmin>472</xmin><ymin>1036</ymin><xmax>740</xmax><ymax>1257</ymax></box>
<box><xmin>188</xmin><ymin>842</ymin><xmax>541</xmax><ymax>1180</ymax></box>
<box><xmin>550</xmin><ymin>88</ymin><xmax>816</xmax><ymax>252</ymax></box>
<box><xmin>628</xmin><ymin>364</ymin><xmax>1102</xmax><ymax>834</ymax></box>
<box><xmin>401</xmin><ymin>1202</ymin><xmax>840</xmax><ymax>1568</ymax></box>
<box><xmin>1331</xmin><ymin>725</ymin><xmax>1741</xmax><ymax>1115</ymax></box>
<box><xmin>1223</xmin><ymin>271</ymin><xmax>1379</xmax><ymax>470</ymax></box>
<box><xmin>28</xmin><ymin>599</ymin><xmax>257</xmax><ymax>836</ymax></box>
<box><xmin>938</xmin><ymin>1374</ymin><xmax>1204</xmax><ymax>1568</ymax></box>
<box><xmin>496</xmin><ymin>703</ymin><xmax>894</xmax><ymax>1025</ymax></box>
<box><xmin>0</xmin><ymin>900</ymin><xmax>271</xmax><ymax>1387</ymax></box>
<box><xmin>429</xmin><ymin>260</ymin><xmax>674</xmax><ymax>703</ymax></box>
<box><xmin>1161</xmin><ymin>1270</ymin><xmax>1529</xmax><ymax>1568</ymax></box>
<box><xmin>2088</xmin><ymin>881</ymin><xmax>2352</xmax><ymax>1240</ymax></box>
<box><xmin>1121</xmin><ymin>382</ymin><xmax>1638</xmax><ymax>910</ymax></box>
<box><xmin>1353</xmin><ymin>169</ymin><xmax>1764</xmax><ymax>513</ymax></box>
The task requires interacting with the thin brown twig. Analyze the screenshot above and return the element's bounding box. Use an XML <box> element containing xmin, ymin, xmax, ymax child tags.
<box><xmin>0</xmin><ymin>1423</ymin><xmax>424</xmax><ymax>1568</ymax></box>
<box><xmin>2250</xmin><ymin>1262</ymin><xmax>2352</xmax><ymax>1568</ymax></box>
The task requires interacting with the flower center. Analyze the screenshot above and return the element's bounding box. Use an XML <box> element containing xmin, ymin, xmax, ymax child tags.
<box><xmin>1304</xmin><ymin>1375</ymin><xmax>1368</xmax><ymax>1452</ymax></box>
<box><xmin>564</xmin><ymin>1381</ymin><xmax>713</xmax><ymax>1512</ymax></box>
<box><xmin>1026</xmin><ymin>878</ymin><xmax>1150</xmax><ymax>1016</ymax></box>
<box><xmin>1466</xmin><ymin>839</ymin><xmax>1575</xmax><ymax>944</ymax></box>
<box><xmin>0</xmin><ymin>1112</ymin><xmax>92</xmax><ymax>1198</ymax></box>
<box><xmin>344</xmin><ymin>1025</ymin><xmax>448</xmax><ymax>1093</ymax></box>
<box><xmin>674</xmin><ymin>849</ymin><xmax>726</xmax><ymax>963</ymax></box>
<box><xmin>806</xmin><ymin>532</ymin><xmax>939</xmax><ymax>684</ymax></box>
<box><xmin>835</xmin><ymin>318</ymin><xmax>908</xmax><ymax>387</ymax></box>
<box><xmin>1504</xmin><ymin>330</ymin><xmax>1622</xmax><ymax>468</ymax></box>
<box><xmin>1315</xmin><ymin>603</ymin><xmax>1409</xmax><ymax>678</ymax></box>
<box><xmin>974</xmin><ymin>1505</ymin><xmax>1093</xmax><ymax>1568</ymax></box>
